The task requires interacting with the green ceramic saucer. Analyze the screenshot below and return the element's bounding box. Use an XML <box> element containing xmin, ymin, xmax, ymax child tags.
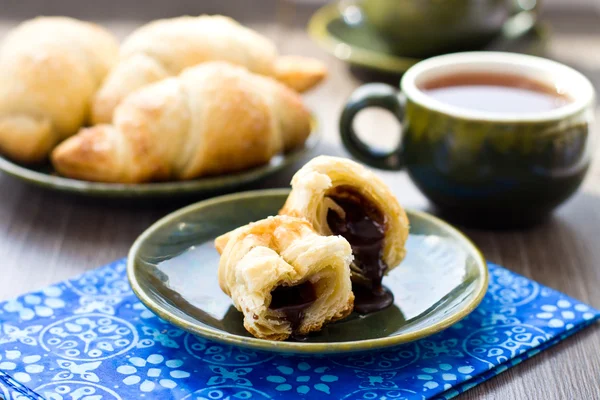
<box><xmin>128</xmin><ymin>189</ymin><xmax>488</xmax><ymax>354</ymax></box>
<box><xmin>308</xmin><ymin>2</ymin><xmax>549</xmax><ymax>74</ymax></box>
<box><xmin>0</xmin><ymin>120</ymin><xmax>320</xmax><ymax>198</ymax></box>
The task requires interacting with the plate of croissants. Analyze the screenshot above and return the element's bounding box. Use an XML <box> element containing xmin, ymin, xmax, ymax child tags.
<box><xmin>128</xmin><ymin>156</ymin><xmax>489</xmax><ymax>353</ymax></box>
<box><xmin>0</xmin><ymin>15</ymin><xmax>324</xmax><ymax>197</ymax></box>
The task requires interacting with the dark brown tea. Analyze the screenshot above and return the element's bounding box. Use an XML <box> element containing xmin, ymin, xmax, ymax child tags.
<box><xmin>421</xmin><ymin>72</ymin><xmax>571</xmax><ymax>114</ymax></box>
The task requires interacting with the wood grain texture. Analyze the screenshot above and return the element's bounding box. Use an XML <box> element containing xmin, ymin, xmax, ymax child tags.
<box><xmin>0</xmin><ymin>1</ymin><xmax>599</xmax><ymax>398</ymax></box>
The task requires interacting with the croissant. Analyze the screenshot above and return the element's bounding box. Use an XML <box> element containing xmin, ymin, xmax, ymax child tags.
<box><xmin>92</xmin><ymin>15</ymin><xmax>327</xmax><ymax>124</ymax></box>
<box><xmin>215</xmin><ymin>216</ymin><xmax>354</xmax><ymax>340</ymax></box>
<box><xmin>0</xmin><ymin>17</ymin><xmax>119</xmax><ymax>163</ymax></box>
<box><xmin>280</xmin><ymin>156</ymin><xmax>409</xmax><ymax>314</ymax></box>
<box><xmin>51</xmin><ymin>62</ymin><xmax>311</xmax><ymax>183</ymax></box>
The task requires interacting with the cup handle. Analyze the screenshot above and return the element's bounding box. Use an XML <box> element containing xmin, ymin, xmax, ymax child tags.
<box><xmin>339</xmin><ymin>83</ymin><xmax>405</xmax><ymax>170</ymax></box>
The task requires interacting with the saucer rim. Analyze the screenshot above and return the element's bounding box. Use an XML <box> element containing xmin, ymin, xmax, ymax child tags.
<box><xmin>0</xmin><ymin>118</ymin><xmax>320</xmax><ymax>198</ymax></box>
<box><xmin>307</xmin><ymin>2</ymin><xmax>419</xmax><ymax>73</ymax></box>
<box><xmin>307</xmin><ymin>2</ymin><xmax>549</xmax><ymax>74</ymax></box>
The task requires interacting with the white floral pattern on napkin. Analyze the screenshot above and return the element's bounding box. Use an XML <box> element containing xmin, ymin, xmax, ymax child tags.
<box><xmin>0</xmin><ymin>259</ymin><xmax>597</xmax><ymax>400</ymax></box>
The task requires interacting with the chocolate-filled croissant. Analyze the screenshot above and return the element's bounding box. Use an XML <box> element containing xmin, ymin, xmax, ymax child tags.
<box><xmin>280</xmin><ymin>156</ymin><xmax>409</xmax><ymax>313</ymax></box>
<box><xmin>215</xmin><ymin>216</ymin><xmax>354</xmax><ymax>340</ymax></box>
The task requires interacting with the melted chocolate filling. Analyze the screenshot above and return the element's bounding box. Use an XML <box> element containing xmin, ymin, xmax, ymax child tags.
<box><xmin>350</xmin><ymin>284</ymin><xmax>394</xmax><ymax>315</ymax></box>
<box><xmin>269</xmin><ymin>281</ymin><xmax>317</xmax><ymax>330</ymax></box>
<box><xmin>326</xmin><ymin>187</ymin><xmax>394</xmax><ymax>314</ymax></box>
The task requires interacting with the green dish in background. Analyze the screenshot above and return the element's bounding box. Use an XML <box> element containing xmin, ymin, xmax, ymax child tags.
<box><xmin>127</xmin><ymin>189</ymin><xmax>488</xmax><ymax>354</ymax></box>
<box><xmin>0</xmin><ymin>118</ymin><xmax>320</xmax><ymax>199</ymax></box>
<box><xmin>308</xmin><ymin>1</ymin><xmax>548</xmax><ymax>75</ymax></box>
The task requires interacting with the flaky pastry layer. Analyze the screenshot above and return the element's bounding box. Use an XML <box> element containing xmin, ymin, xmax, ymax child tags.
<box><xmin>215</xmin><ymin>215</ymin><xmax>354</xmax><ymax>340</ymax></box>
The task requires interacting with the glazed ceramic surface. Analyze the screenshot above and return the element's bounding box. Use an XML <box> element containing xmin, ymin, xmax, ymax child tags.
<box><xmin>340</xmin><ymin>52</ymin><xmax>595</xmax><ymax>227</ymax></box>
<box><xmin>308</xmin><ymin>2</ymin><xmax>547</xmax><ymax>74</ymax></box>
<box><xmin>361</xmin><ymin>0</ymin><xmax>535</xmax><ymax>58</ymax></box>
<box><xmin>128</xmin><ymin>189</ymin><xmax>488</xmax><ymax>354</ymax></box>
<box><xmin>0</xmin><ymin>118</ymin><xmax>320</xmax><ymax>198</ymax></box>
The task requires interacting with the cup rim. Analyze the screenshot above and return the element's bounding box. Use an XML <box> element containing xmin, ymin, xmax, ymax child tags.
<box><xmin>401</xmin><ymin>51</ymin><xmax>595</xmax><ymax>123</ymax></box>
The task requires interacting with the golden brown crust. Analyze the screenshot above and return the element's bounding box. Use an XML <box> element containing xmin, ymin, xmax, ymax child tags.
<box><xmin>91</xmin><ymin>54</ymin><xmax>170</xmax><ymax>125</ymax></box>
<box><xmin>274</xmin><ymin>56</ymin><xmax>328</xmax><ymax>93</ymax></box>
<box><xmin>0</xmin><ymin>17</ymin><xmax>119</xmax><ymax>163</ymax></box>
<box><xmin>51</xmin><ymin>62</ymin><xmax>312</xmax><ymax>183</ymax></box>
<box><xmin>215</xmin><ymin>215</ymin><xmax>354</xmax><ymax>340</ymax></box>
<box><xmin>280</xmin><ymin>156</ymin><xmax>410</xmax><ymax>280</ymax></box>
<box><xmin>51</xmin><ymin>125</ymin><xmax>124</xmax><ymax>182</ymax></box>
<box><xmin>92</xmin><ymin>15</ymin><xmax>327</xmax><ymax>123</ymax></box>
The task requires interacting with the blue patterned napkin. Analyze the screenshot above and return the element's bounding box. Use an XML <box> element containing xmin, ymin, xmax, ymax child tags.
<box><xmin>0</xmin><ymin>259</ymin><xmax>598</xmax><ymax>400</ymax></box>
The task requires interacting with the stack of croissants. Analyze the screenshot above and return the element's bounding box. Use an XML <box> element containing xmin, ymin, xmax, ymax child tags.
<box><xmin>0</xmin><ymin>15</ymin><xmax>326</xmax><ymax>183</ymax></box>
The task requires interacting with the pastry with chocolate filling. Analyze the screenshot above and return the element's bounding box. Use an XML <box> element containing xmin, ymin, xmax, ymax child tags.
<box><xmin>215</xmin><ymin>215</ymin><xmax>354</xmax><ymax>340</ymax></box>
<box><xmin>280</xmin><ymin>156</ymin><xmax>409</xmax><ymax>314</ymax></box>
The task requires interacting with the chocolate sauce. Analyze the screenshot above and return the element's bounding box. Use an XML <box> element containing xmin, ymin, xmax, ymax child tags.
<box><xmin>326</xmin><ymin>188</ymin><xmax>394</xmax><ymax>314</ymax></box>
<box><xmin>351</xmin><ymin>284</ymin><xmax>394</xmax><ymax>314</ymax></box>
<box><xmin>269</xmin><ymin>282</ymin><xmax>316</xmax><ymax>330</ymax></box>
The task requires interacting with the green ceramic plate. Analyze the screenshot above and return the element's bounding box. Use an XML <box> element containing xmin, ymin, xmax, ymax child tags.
<box><xmin>0</xmin><ymin>119</ymin><xmax>320</xmax><ymax>198</ymax></box>
<box><xmin>307</xmin><ymin>2</ymin><xmax>549</xmax><ymax>74</ymax></box>
<box><xmin>128</xmin><ymin>189</ymin><xmax>488</xmax><ymax>354</ymax></box>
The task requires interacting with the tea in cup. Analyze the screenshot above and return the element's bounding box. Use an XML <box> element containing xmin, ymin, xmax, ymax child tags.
<box><xmin>340</xmin><ymin>52</ymin><xmax>595</xmax><ymax>228</ymax></box>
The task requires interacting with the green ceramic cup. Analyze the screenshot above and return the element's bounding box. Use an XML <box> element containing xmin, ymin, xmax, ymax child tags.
<box><xmin>361</xmin><ymin>0</ymin><xmax>537</xmax><ymax>57</ymax></box>
<box><xmin>340</xmin><ymin>52</ymin><xmax>595</xmax><ymax>228</ymax></box>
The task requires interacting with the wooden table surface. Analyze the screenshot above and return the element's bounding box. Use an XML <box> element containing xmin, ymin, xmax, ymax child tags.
<box><xmin>1</xmin><ymin>2</ymin><xmax>599</xmax><ymax>399</ymax></box>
